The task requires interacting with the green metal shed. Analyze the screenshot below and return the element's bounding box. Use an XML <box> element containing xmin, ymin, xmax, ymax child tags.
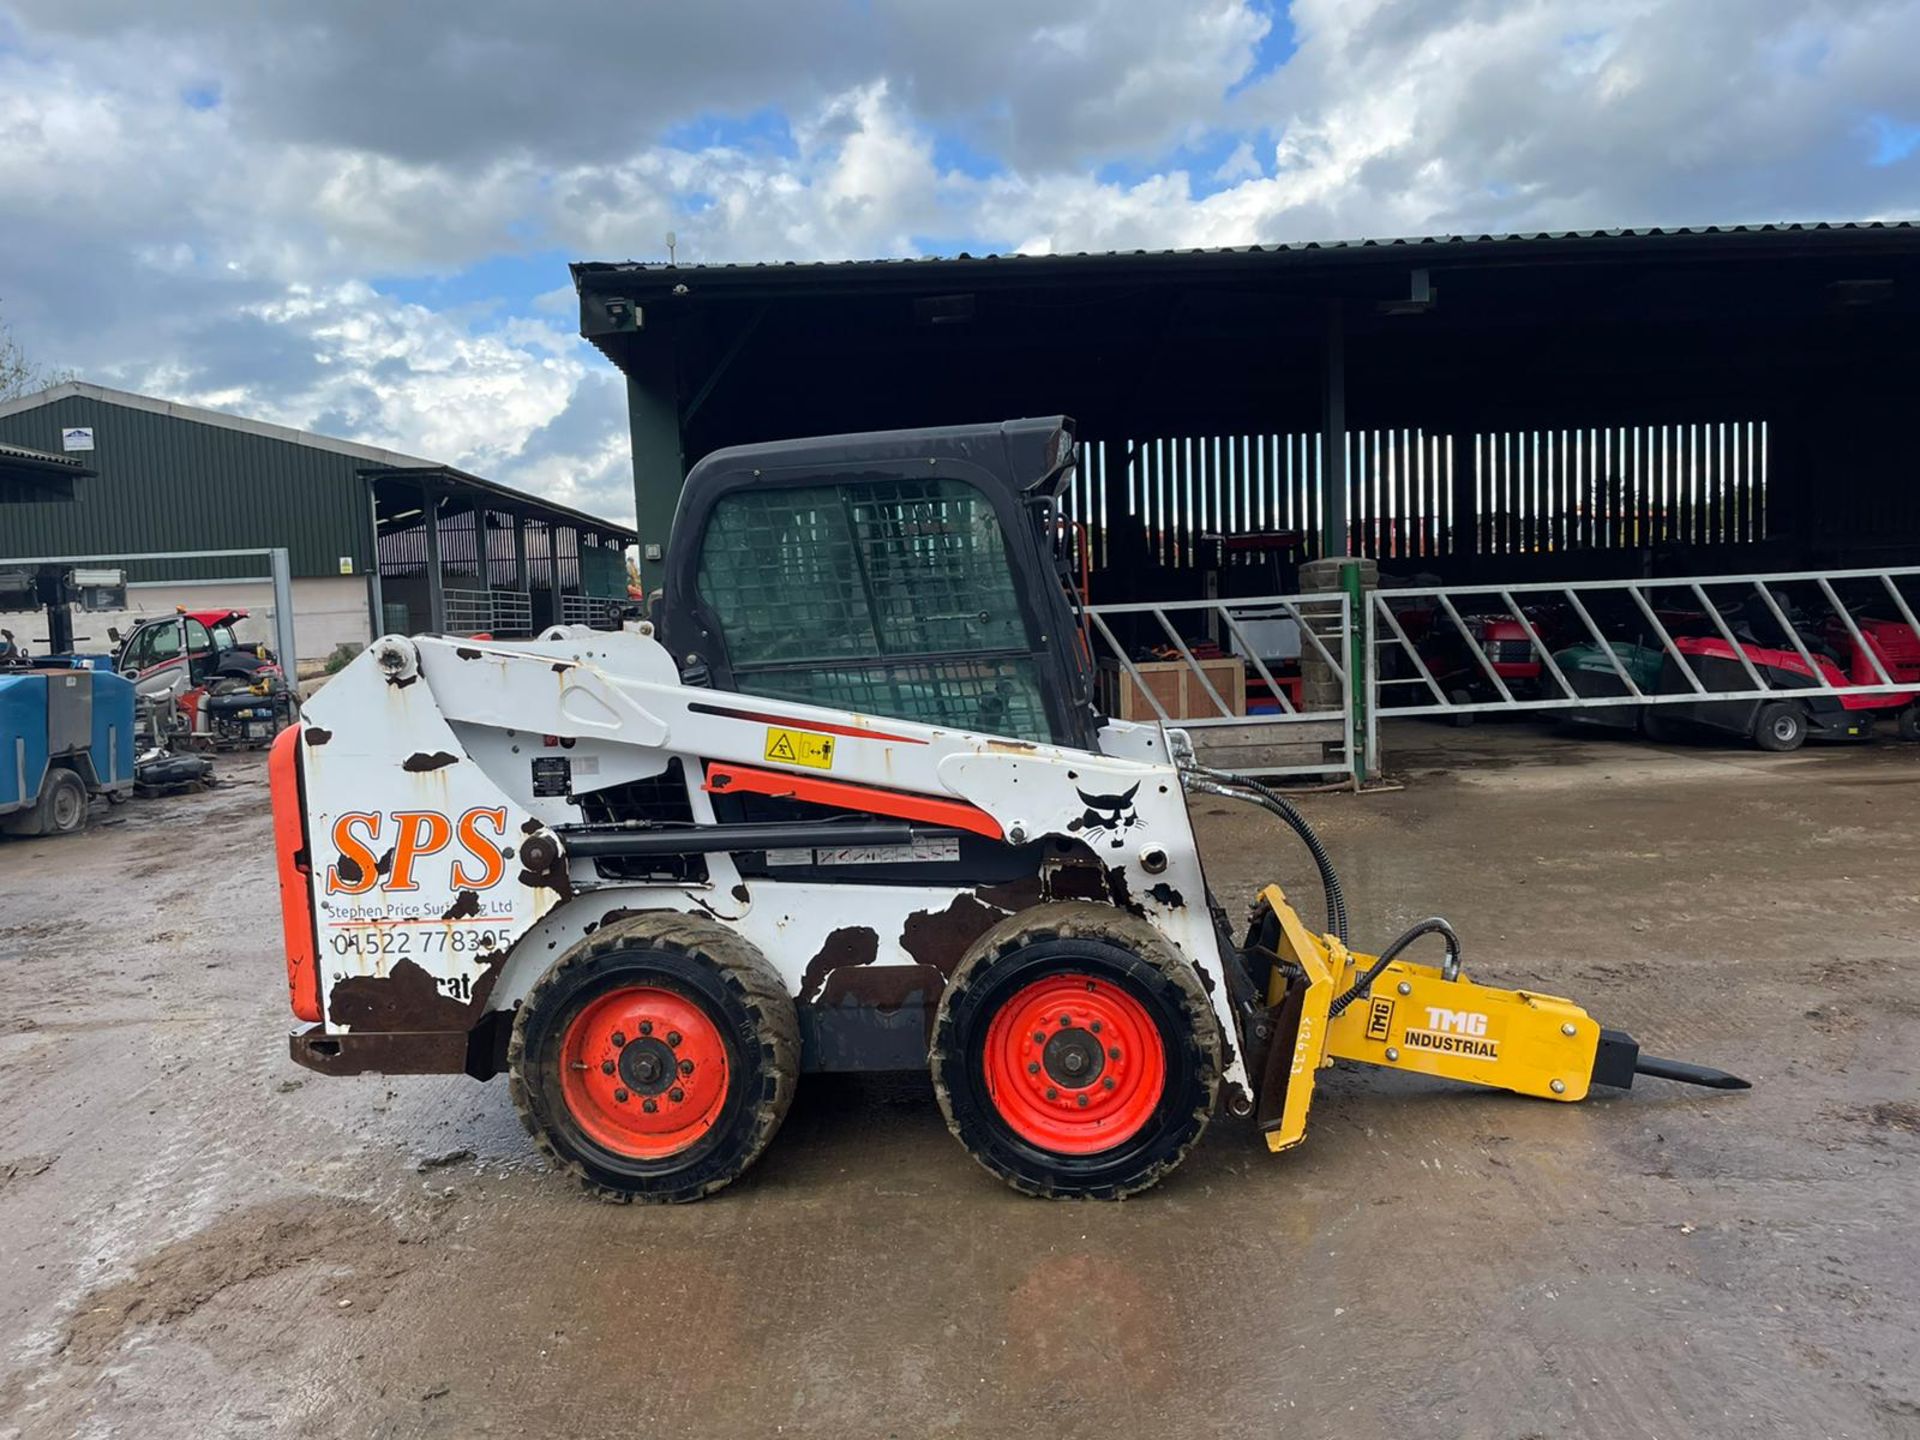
<box><xmin>0</xmin><ymin>382</ymin><xmax>637</xmax><ymax>659</ymax></box>
<box><xmin>0</xmin><ymin>382</ymin><xmax>423</xmax><ymax>583</ymax></box>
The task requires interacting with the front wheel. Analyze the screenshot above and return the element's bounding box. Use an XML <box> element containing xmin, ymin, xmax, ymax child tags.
<box><xmin>1753</xmin><ymin>701</ymin><xmax>1808</xmax><ymax>753</ymax></box>
<box><xmin>1897</xmin><ymin>707</ymin><xmax>1920</xmax><ymax>743</ymax></box>
<box><xmin>931</xmin><ymin>903</ymin><xmax>1220</xmax><ymax>1199</ymax></box>
<box><xmin>509</xmin><ymin>913</ymin><xmax>798</xmax><ymax>1203</ymax></box>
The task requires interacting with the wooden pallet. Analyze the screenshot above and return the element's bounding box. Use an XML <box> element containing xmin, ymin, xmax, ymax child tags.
<box><xmin>1190</xmin><ymin>719</ymin><xmax>1347</xmax><ymax>773</ymax></box>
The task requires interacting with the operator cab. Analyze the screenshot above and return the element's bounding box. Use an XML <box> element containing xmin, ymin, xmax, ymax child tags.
<box><xmin>663</xmin><ymin>417</ymin><xmax>1098</xmax><ymax>749</ymax></box>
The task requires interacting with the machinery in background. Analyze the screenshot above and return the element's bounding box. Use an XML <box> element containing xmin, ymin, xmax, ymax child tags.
<box><xmin>0</xmin><ymin>656</ymin><xmax>136</xmax><ymax>837</ymax></box>
<box><xmin>111</xmin><ymin>609</ymin><xmax>282</xmax><ymax>691</ymax></box>
<box><xmin>1550</xmin><ymin>590</ymin><xmax>1920</xmax><ymax>750</ymax></box>
<box><xmin>112</xmin><ymin>609</ymin><xmax>296</xmax><ymax>751</ymax></box>
<box><xmin>1553</xmin><ymin>638</ymin><xmax>1665</xmax><ymax>734</ymax></box>
<box><xmin>1649</xmin><ymin>633</ymin><xmax>1920</xmax><ymax>750</ymax></box>
<box><xmin>1382</xmin><ymin>596</ymin><xmax>1570</xmax><ymax>725</ymax></box>
<box><xmin>270</xmin><ymin>417</ymin><xmax>1746</xmax><ymax>1204</ymax></box>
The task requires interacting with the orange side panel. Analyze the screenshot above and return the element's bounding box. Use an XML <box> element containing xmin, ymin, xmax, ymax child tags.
<box><xmin>269</xmin><ymin>726</ymin><xmax>321</xmax><ymax>1021</ymax></box>
<box><xmin>703</xmin><ymin>763</ymin><xmax>1003</xmax><ymax>840</ymax></box>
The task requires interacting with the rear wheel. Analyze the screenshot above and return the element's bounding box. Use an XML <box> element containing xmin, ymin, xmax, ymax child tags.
<box><xmin>1898</xmin><ymin>707</ymin><xmax>1920</xmax><ymax>743</ymax></box>
<box><xmin>1447</xmin><ymin>688</ymin><xmax>1476</xmax><ymax>727</ymax></box>
<box><xmin>4</xmin><ymin>769</ymin><xmax>88</xmax><ymax>837</ymax></box>
<box><xmin>509</xmin><ymin>913</ymin><xmax>798</xmax><ymax>1203</ymax></box>
<box><xmin>931</xmin><ymin>903</ymin><xmax>1220</xmax><ymax>1198</ymax></box>
<box><xmin>1753</xmin><ymin>701</ymin><xmax>1808</xmax><ymax>753</ymax></box>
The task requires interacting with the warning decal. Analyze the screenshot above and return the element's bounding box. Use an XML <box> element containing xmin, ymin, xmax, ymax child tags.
<box><xmin>764</xmin><ymin>727</ymin><xmax>835</xmax><ymax>769</ymax></box>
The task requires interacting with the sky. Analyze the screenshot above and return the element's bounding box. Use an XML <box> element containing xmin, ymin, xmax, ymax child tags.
<box><xmin>1</xmin><ymin>0</ymin><xmax>1916</xmax><ymax>526</ymax></box>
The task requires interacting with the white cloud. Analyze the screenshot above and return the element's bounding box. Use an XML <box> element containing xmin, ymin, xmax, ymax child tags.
<box><xmin>1</xmin><ymin>0</ymin><xmax>1916</xmax><ymax>531</ymax></box>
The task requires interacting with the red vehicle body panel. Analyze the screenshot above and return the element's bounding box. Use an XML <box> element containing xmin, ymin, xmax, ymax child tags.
<box><xmin>1672</xmin><ymin>636</ymin><xmax>1919</xmax><ymax>712</ymax></box>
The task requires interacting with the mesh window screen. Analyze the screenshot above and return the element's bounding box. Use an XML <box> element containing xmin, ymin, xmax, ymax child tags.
<box><xmin>697</xmin><ymin>477</ymin><xmax>1047</xmax><ymax>739</ymax></box>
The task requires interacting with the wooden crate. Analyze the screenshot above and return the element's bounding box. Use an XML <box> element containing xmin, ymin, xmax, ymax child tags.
<box><xmin>1099</xmin><ymin>657</ymin><xmax>1246</xmax><ymax>721</ymax></box>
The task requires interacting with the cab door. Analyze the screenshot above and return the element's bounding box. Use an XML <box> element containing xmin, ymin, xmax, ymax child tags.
<box><xmin>686</xmin><ymin>470</ymin><xmax>1074</xmax><ymax>743</ymax></box>
<box><xmin>123</xmin><ymin>620</ymin><xmax>190</xmax><ymax>703</ymax></box>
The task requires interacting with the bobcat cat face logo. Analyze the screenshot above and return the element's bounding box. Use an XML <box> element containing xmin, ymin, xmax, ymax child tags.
<box><xmin>1068</xmin><ymin>783</ymin><xmax>1141</xmax><ymax>849</ymax></box>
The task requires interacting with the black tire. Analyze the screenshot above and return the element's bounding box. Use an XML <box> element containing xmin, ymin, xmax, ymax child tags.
<box><xmin>1898</xmin><ymin>707</ymin><xmax>1920</xmax><ymax>743</ymax></box>
<box><xmin>1753</xmin><ymin>701</ymin><xmax>1808</xmax><ymax>753</ymax></box>
<box><xmin>1447</xmin><ymin>688</ymin><xmax>1475</xmax><ymax>727</ymax></box>
<box><xmin>930</xmin><ymin>903</ymin><xmax>1221</xmax><ymax>1199</ymax></box>
<box><xmin>15</xmin><ymin>769</ymin><xmax>90</xmax><ymax>837</ymax></box>
<box><xmin>508</xmin><ymin>912</ymin><xmax>798</xmax><ymax>1203</ymax></box>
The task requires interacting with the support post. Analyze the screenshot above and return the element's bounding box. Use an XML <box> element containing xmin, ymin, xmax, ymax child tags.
<box><xmin>1321</xmin><ymin>302</ymin><xmax>1349</xmax><ymax>557</ymax></box>
<box><xmin>627</xmin><ymin>340</ymin><xmax>686</xmax><ymax>593</ymax></box>
<box><xmin>364</xmin><ymin>482</ymin><xmax>386</xmax><ymax>640</ymax></box>
<box><xmin>421</xmin><ymin>482</ymin><xmax>447</xmax><ymax>633</ymax></box>
<box><xmin>1449</xmin><ymin>430</ymin><xmax>1476</xmax><ymax>566</ymax></box>
<box><xmin>269</xmin><ymin>547</ymin><xmax>297</xmax><ymax>671</ymax></box>
<box><xmin>513</xmin><ymin>512</ymin><xmax>528</xmax><ymax>594</ymax></box>
<box><xmin>1340</xmin><ymin>560</ymin><xmax>1369</xmax><ymax>786</ymax></box>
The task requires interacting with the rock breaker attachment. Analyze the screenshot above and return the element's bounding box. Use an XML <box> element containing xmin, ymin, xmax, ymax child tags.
<box><xmin>1241</xmin><ymin>885</ymin><xmax>1749</xmax><ymax>1153</ymax></box>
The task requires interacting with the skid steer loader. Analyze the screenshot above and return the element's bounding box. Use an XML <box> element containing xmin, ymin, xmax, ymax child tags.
<box><xmin>271</xmin><ymin>417</ymin><xmax>1746</xmax><ymax>1202</ymax></box>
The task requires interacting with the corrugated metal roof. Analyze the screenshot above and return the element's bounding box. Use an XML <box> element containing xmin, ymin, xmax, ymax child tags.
<box><xmin>573</xmin><ymin>219</ymin><xmax>1920</xmax><ymax>282</ymax></box>
<box><xmin>0</xmin><ymin>438</ymin><xmax>92</xmax><ymax>473</ymax></box>
<box><xmin>0</xmin><ymin>381</ymin><xmax>434</xmax><ymax>468</ymax></box>
<box><xmin>360</xmin><ymin>463</ymin><xmax>638</xmax><ymax>542</ymax></box>
<box><xmin>0</xmin><ymin>385</ymin><xmax>635</xmax><ymax>580</ymax></box>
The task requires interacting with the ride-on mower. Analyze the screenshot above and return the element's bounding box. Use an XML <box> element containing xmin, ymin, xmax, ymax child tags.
<box><xmin>272</xmin><ymin>419</ymin><xmax>1746</xmax><ymax>1202</ymax></box>
<box><xmin>1644</xmin><ymin>593</ymin><xmax>1920</xmax><ymax>750</ymax></box>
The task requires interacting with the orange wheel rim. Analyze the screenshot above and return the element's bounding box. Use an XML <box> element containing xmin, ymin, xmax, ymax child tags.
<box><xmin>558</xmin><ymin>985</ymin><xmax>730</xmax><ymax>1159</ymax></box>
<box><xmin>982</xmin><ymin>972</ymin><xmax>1166</xmax><ymax>1155</ymax></box>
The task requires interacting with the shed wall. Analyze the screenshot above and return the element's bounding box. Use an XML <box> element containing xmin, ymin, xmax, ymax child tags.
<box><xmin>0</xmin><ymin>395</ymin><xmax>376</xmax><ymax>580</ymax></box>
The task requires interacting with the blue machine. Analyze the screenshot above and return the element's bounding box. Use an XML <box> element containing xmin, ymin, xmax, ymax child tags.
<box><xmin>0</xmin><ymin>662</ymin><xmax>137</xmax><ymax>836</ymax></box>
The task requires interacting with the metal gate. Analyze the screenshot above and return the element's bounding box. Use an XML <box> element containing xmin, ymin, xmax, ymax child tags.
<box><xmin>1362</xmin><ymin>565</ymin><xmax>1920</xmax><ymax>770</ymax></box>
<box><xmin>0</xmin><ymin>545</ymin><xmax>297</xmax><ymax>669</ymax></box>
<box><xmin>1085</xmin><ymin>592</ymin><xmax>1356</xmax><ymax>780</ymax></box>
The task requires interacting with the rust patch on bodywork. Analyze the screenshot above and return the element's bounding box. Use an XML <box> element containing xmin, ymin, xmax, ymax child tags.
<box><xmin>975</xmin><ymin>875</ymin><xmax>1046</xmax><ymax>911</ymax></box>
<box><xmin>899</xmin><ymin>894</ymin><xmax>1007</xmax><ymax>976</ymax></box>
<box><xmin>518</xmin><ymin>855</ymin><xmax>574</xmax><ymax>900</ymax></box>
<box><xmin>402</xmin><ymin>751</ymin><xmax>459</xmax><ymax>773</ymax></box>
<box><xmin>305</xmin><ymin>727</ymin><xmax>332</xmax><ymax>746</ymax></box>
<box><xmin>799</xmin><ymin>926</ymin><xmax>880</xmax><ymax>1003</ymax></box>
<box><xmin>455</xmin><ymin>646</ymin><xmax>483</xmax><ymax>660</ymax></box>
<box><xmin>326</xmin><ymin>955</ymin><xmax>503</xmax><ymax>1032</ymax></box>
<box><xmin>329</xmin><ymin>845</ymin><xmax>393</xmax><ymax>889</ymax></box>
<box><xmin>820</xmin><ymin>963</ymin><xmax>944</xmax><ymax>1016</ymax></box>
<box><xmin>1147</xmin><ymin>882</ymin><xmax>1185</xmax><ymax>909</ymax></box>
<box><xmin>1047</xmin><ymin>863</ymin><xmax>1110</xmax><ymax>902</ymax></box>
<box><xmin>442</xmin><ymin>889</ymin><xmax>481</xmax><ymax>920</ymax></box>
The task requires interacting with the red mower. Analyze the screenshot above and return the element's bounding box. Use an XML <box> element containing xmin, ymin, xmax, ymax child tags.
<box><xmin>1405</xmin><ymin>606</ymin><xmax>1567</xmax><ymax>726</ymax></box>
<box><xmin>1649</xmin><ymin>618</ymin><xmax>1920</xmax><ymax>751</ymax></box>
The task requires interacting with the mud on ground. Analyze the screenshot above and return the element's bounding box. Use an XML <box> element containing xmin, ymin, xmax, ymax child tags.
<box><xmin>0</xmin><ymin>725</ymin><xmax>1916</xmax><ymax>1439</ymax></box>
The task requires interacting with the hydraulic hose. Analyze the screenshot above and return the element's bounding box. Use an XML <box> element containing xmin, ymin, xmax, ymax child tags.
<box><xmin>1182</xmin><ymin>767</ymin><xmax>1349</xmax><ymax>943</ymax></box>
<box><xmin>1326</xmin><ymin>917</ymin><xmax>1461</xmax><ymax>1017</ymax></box>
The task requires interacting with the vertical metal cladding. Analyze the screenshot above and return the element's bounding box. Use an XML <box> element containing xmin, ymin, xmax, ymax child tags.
<box><xmin>0</xmin><ymin>392</ymin><xmax>376</xmax><ymax>580</ymax></box>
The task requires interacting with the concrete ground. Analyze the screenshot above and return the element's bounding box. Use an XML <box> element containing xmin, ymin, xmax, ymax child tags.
<box><xmin>1</xmin><ymin>723</ymin><xmax>1916</xmax><ymax>1439</ymax></box>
